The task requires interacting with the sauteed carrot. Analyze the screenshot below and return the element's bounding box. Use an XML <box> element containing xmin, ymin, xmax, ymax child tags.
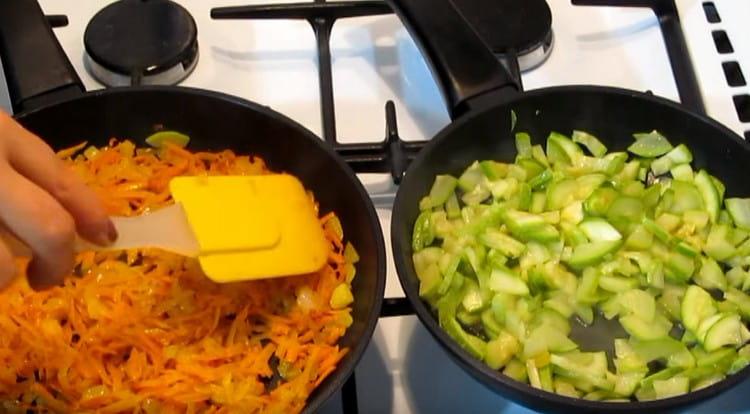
<box><xmin>0</xmin><ymin>140</ymin><xmax>357</xmax><ymax>413</ymax></box>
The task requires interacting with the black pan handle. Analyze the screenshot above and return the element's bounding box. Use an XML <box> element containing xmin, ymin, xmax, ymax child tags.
<box><xmin>0</xmin><ymin>0</ymin><xmax>84</xmax><ymax>114</ymax></box>
<box><xmin>387</xmin><ymin>0</ymin><xmax>520</xmax><ymax>119</ymax></box>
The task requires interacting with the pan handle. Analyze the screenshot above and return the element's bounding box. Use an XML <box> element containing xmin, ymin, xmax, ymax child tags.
<box><xmin>387</xmin><ymin>0</ymin><xmax>520</xmax><ymax>119</ymax></box>
<box><xmin>0</xmin><ymin>0</ymin><xmax>84</xmax><ymax>114</ymax></box>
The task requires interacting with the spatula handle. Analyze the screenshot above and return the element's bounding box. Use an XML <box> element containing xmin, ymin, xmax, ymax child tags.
<box><xmin>0</xmin><ymin>204</ymin><xmax>197</xmax><ymax>259</ymax></box>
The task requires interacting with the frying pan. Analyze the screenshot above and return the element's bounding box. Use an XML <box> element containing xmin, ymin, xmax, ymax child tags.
<box><xmin>388</xmin><ymin>0</ymin><xmax>750</xmax><ymax>412</ymax></box>
<box><xmin>0</xmin><ymin>1</ymin><xmax>386</xmax><ymax>413</ymax></box>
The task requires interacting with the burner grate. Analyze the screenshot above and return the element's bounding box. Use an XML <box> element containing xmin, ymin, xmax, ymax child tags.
<box><xmin>213</xmin><ymin>1</ymin><xmax>426</xmax><ymax>185</ymax></box>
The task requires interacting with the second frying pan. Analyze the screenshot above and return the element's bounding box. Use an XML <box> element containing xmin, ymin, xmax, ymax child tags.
<box><xmin>388</xmin><ymin>0</ymin><xmax>750</xmax><ymax>412</ymax></box>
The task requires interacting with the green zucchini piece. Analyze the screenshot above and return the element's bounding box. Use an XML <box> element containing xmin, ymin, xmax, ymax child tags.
<box><xmin>412</xmin><ymin>211</ymin><xmax>435</xmax><ymax>251</ymax></box>
<box><xmin>479</xmin><ymin>228</ymin><xmax>525</xmax><ymax>258</ymax></box>
<box><xmin>684</xmin><ymin>210</ymin><xmax>710</xmax><ymax>230</ymax></box>
<box><xmin>443</xmin><ymin>316</ymin><xmax>487</xmax><ymax>359</ymax></box>
<box><xmin>579</xmin><ymin>218</ymin><xmax>622</xmax><ymax>242</ymax></box>
<box><xmin>695</xmin><ymin>170</ymin><xmax>720</xmax><ymax>223</ymax></box>
<box><xmin>458</xmin><ymin>162</ymin><xmax>484</xmax><ymax>191</ymax></box>
<box><xmin>725</xmin><ymin>288</ymin><xmax>750</xmax><ymax>320</ymax></box>
<box><xmin>628</xmin><ymin>130</ymin><xmax>673</xmax><ymax>157</ymax></box>
<box><xmin>417</xmin><ymin>263</ymin><xmax>442</xmax><ymax>300</ymax></box>
<box><xmin>462</xmin><ymin>282</ymin><xmax>486</xmax><ymax>313</ymax></box>
<box><xmin>576</xmin><ymin>268</ymin><xmax>601</xmax><ymax>305</ymax></box>
<box><xmin>631</xmin><ymin>338</ymin><xmax>695</xmax><ymax>368</ymax></box>
<box><xmin>670</xmin><ymin>163</ymin><xmax>694</xmax><ymax>182</ymax></box>
<box><xmin>555</xmin><ymin>379</ymin><xmax>581</xmax><ymax>398</ymax></box>
<box><xmin>675</xmin><ymin>240</ymin><xmax>700</xmax><ymax>257</ymax></box>
<box><xmin>650</xmin><ymin>156</ymin><xmax>674</xmax><ymax>176</ymax></box>
<box><xmin>639</xmin><ymin>367</ymin><xmax>682</xmax><ymax>392</ymax></box>
<box><xmin>694</xmin><ymin>346</ymin><xmax>736</xmax><ymax>370</ymax></box>
<box><xmin>481</xmin><ymin>308</ymin><xmax>503</xmax><ymax>339</ymax></box>
<box><xmin>704</xmin><ymin>224</ymin><xmax>736</xmax><ymax>261</ymax></box>
<box><xmin>695</xmin><ymin>257</ymin><xmax>727</xmax><ymax>291</ymax></box>
<box><xmin>614</xmin><ymin>372</ymin><xmax>646</xmax><ymax>397</ymax></box>
<box><xmin>523</xmin><ymin>324</ymin><xmax>578</xmax><ymax>359</ymax></box>
<box><xmin>445</xmin><ymin>192</ymin><xmax>461</xmax><ymax>219</ymax></box>
<box><xmin>642</xmin><ymin>218</ymin><xmax>671</xmax><ymax>244</ymax></box>
<box><xmin>656</xmin><ymin>213</ymin><xmax>682</xmax><ymax>232</ymax></box>
<box><xmin>619</xmin><ymin>289</ymin><xmax>656</xmax><ymax>321</ymax></box>
<box><xmin>695</xmin><ymin>312</ymin><xmax>727</xmax><ymax>343</ymax></box>
<box><xmin>479</xmin><ymin>160</ymin><xmax>509</xmax><ymax>180</ymax></box>
<box><xmin>599</xmin><ymin>275</ymin><xmax>639</xmax><ymax>293</ymax></box>
<box><xmin>145</xmin><ymin>130</ymin><xmax>190</xmax><ymax>148</ymax></box>
<box><xmin>566</xmin><ymin>240</ymin><xmax>622</xmax><ymax>269</ymax></box>
<box><xmin>669</xmin><ymin>181</ymin><xmax>704</xmax><ymax>214</ymax></box>
<box><xmin>572</xmin><ymin>130</ymin><xmax>608</xmax><ymax>157</ymax></box>
<box><xmin>489</xmin><ymin>267</ymin><xmax>530</xmax><ymax>296</ymax></box>
<box><xmin>620</xmin><ymin>315</ymin><xmax>670</xmax><ymax>340</ymax></box>
<box><xmin>515</xmin><ymin>132</ymin><xmax>532</xmax><ymax>159</ymax></box>
<box><xmin>664</xmin><ymin>251</ymin><xmax>695</xmax><ymax>282</ymax></box>
<box><xmin>527</xmin><ymin>359</ymin><xmax>543</xmax><ymax>389</ymax></box>
<box><xmin>704</xmin><ymin>314</ymin><xmax>744</xmax><ymax>351</ymax></box>
<box><xmin>503</xmin><ymin>359</ymin><xmax>528</xmax><ymax>382</ymax></box>
<box><xmin>726</xmin><ymin>198</ymin><xmax>750</xmax><ymax>230</ymax></box>
<box><xmin>530</xmin><ymin>192</ymin><xmax>546</xmax><ymax>214</ymax></box>
<box><xmin>461</xmin><ymin>184</ymin><xmax>491</xmax><ymax>206</ymax></box>
<box><xmin>653</xmin><ymin>376</ymin><xmax>689</xmax><ymax>399</ymax></box>
<box><xmin>625</xmin><ymin>224</ymin><xmax>654</xmax><ymax>250</ymax></box>
<box><xmin>575</xmin><ymin>173</ymin><xmax>608</xmax><ymax>198</ymax></box>
<box><xmin>681</xmin><ymin>285</ymin><xmax>717</xmax><ymax>334</ymax></box>
<box><xmin>607</xmin><ymin>196</ymin><xmax>644</xmax><ymax>229</ymax></box>
<box><xmin>664</xmin><ymin>143</ymin><xmax>694</xmax><ymax>164</ymax></box>
<box><xmin>712</xmin><ymin>174</ymin><xmax>727</xmax><ymax>201</ymax></box>
<box><xmin>532</xmin><ymin>145</ymin><xmax>549</xmax><ymax>167</ymax></box>
<box><xmin>504</xmin><ymin>210</ymin><xmax>560</xmax><ymax>242</ymax></box>
<box><xmin>514</xmin><ymin>182</ymin><xmax>532</xmax><ymax>211</ymax></box>
<box><xmin>602</xmin><ymin>152</ymin><xmax>628</xmax><ymax>176</ymax></box>
<box><xmin>425</xmin><ymin>175</ymin><xmax>459</xmax><ymax>209</ymax></box>
<box><xmin>485</xmin><ymin>331</ymin><xmax>520</xmax><ymax>369</ymax></box>
<box><xmin>546</xmin><ymin>179</ymin><xmax>578</xmax><ymax>210</ymax></box>
<box><xmin>517</xmin><ymin>158</ymin><xmax>545</xmax><ymax>181</ymax></box>
<box><xmin>528</xmin><ymin>169</ymin><xmax>553</xmax><ymax>190</ymax></box>
<box><xmin>547</xmin><ymin>132</ymin><xmax>584</xmax><ymax>166</ymax></box>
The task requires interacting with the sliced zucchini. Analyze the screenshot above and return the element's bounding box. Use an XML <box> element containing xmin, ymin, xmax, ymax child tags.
<box><xmin>695</xmin><ymin>170</ymin><xmax>720</xmax><ymax>223</ymax></box>
<box><xmin>681</xmin><ymin>285</ymin><xmax>717</xmax><ymax>334</ymax></box>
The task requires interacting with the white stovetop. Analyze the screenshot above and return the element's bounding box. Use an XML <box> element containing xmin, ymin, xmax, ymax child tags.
<box><xmin>1</xmin><ymin>0</ymin><xmax>748</xmax><ymax>413</ymax></box>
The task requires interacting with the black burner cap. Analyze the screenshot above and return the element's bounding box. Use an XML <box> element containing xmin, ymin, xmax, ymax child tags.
<box><xmin>84</xmin><ymin>0</ymin><xmax>198</xmax><ymax>78</ymax></box>
<box><xmin>454</xmin><ymin>0</ymin><xmax>552</xmax><ymax>55</ymax></box>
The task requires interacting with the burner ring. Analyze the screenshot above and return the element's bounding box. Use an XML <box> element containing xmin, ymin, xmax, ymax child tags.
<box><xmin>83</xmin><ymin>0</ymin><xmax>199</xmax><ymax>86</ymax></box>
<box><xmin>455</xmin><ymin>0</ymin><xmax>553</xmax><ymax>72</ymax></box>
<box><xmin>503</xmin><ymin>29</ymin><xmax>554</xmax><ymax>73</ymax></box>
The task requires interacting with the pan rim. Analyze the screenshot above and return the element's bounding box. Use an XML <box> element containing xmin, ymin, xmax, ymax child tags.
<box><xmin>14</xmin><ymin>84</ymin><xmax>387</xmax><ymax>414</ymax></box>
<box><xmin>392</xmin><ymin>84</ymin><xmax>750</xmax><ymax>412</ymax></box>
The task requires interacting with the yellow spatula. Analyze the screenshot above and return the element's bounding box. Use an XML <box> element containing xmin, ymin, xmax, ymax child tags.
<box><xmin>1</xmin><ymin>174</ymin><xmax>331</xmax><ymax>283</ymax></box>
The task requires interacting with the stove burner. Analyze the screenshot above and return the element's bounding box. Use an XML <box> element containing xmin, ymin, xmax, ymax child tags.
<box><xmin>83</xmin><ymin>0</ymin><xmax>199</xmax><ymax>87</ymax></box>
<box><xmin>455</xmin><ymin>0</ymin><xmax>553</xmax><ymax>72</ymax></box>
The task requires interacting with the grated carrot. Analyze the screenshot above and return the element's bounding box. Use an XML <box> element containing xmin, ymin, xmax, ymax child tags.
<box><xmin>0</xmin><ymin>140</ymin><xmax>357</xmax><ymax>413</ymax></box>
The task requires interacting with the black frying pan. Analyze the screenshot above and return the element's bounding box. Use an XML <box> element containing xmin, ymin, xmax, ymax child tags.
<box><xmin>0</xmin><ymin>1</ymin><xmax>385</xmax><ymax>413</ymax></box>
<box><xmin>388</xmin><ymin>0</ymin><xmax>750</xmax><ymax>412</ymax></box>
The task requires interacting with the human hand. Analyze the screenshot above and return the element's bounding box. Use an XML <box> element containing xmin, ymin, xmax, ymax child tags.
<box><xmin>0</xmin><ymin>111</ymin><xmax>116</xmax><ymax>289</ymax></box>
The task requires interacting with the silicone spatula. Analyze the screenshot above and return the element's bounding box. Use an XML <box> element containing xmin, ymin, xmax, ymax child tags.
<box><xmin>1</xmin><ymin>174</ymin><xmax>331</xmax><ymax>283</ymax></box>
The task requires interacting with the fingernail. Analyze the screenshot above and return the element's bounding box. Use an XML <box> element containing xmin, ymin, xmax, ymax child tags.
<box><xmin>106</xmin><ymin>221</ymin><xmax>118</xmax><ymax>243</ymax></box>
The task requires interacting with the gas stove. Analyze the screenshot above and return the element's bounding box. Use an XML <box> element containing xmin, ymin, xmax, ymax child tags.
<box><xmin>1</xmin><ymin>1</ymin><xmax>749</xmax><ymax>413</ymax></box>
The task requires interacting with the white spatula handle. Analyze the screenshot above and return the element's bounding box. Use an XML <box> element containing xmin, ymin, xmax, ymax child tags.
<box><xmin>0</xmin><ymin>203</ymin><xmax>199</xmax><ymax>258</ymax></box>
